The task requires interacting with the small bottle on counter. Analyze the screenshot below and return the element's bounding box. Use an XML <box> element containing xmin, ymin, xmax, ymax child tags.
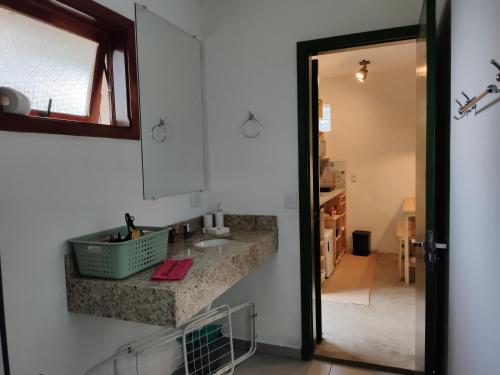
<box><xmin>169</xmin><ymin>227</ymin><xmax>177</xmax><ymax>243</ymax></box>
<box><xmin>203</xmin><ymin>213</ymin><xmax>214</xmax><ymax>229</ymax></box>
<box><xmin>215</xmin><ymin>203</ymin><xmax>224</xmax><ymax>228</ymax></box>
<box><xmin>184</xmin><ymin>223</ymin><xmax>193</xmax><ymax>240</ymax></box>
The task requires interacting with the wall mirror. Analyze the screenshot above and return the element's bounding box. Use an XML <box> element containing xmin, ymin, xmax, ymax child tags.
<box><xmin>135</xmin><ymin>4</ymin><xmax>206</xmax><ymax>199</ymax></box>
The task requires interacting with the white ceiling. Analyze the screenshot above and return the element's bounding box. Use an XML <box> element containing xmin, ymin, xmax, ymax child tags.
<box><xmin>317</xmin><ymin>40</ymin><xmax>416</xmax><ymax>79</ymax></box>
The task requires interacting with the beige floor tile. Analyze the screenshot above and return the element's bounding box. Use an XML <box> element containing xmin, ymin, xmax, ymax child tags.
<box><xmin>330</xmin><ymin>363</ymin><xmax>396</xmax><ymax>374</ymax></box>
<box><xmin>318</xmin><ymin>253</ymin><xmax>416</xmax><ymax>370</ymax></box>
<box><xmin>234</xmin><ymin>353</ymin><xmax>397</xmax><ymax>374</ymax></box>
<box><xmin>234</xmin><ymin>353</ymin><xmax>331</xmax><ymax>374</ymax></box>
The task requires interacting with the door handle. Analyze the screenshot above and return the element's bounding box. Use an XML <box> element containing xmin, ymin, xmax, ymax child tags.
<box><xmin>412</xmin><ymin>237</ymin><xmax>448</xmax><ymax>265</ymax></box>
<box><xmin>411</xmin><ymin>239</ymin><xmax>425</xmax><ymax>248</ymax></box>
<box><xmin>411</xmin><ymin>238</ymin><xmax>448</xmax><ymax>250</ymax></box>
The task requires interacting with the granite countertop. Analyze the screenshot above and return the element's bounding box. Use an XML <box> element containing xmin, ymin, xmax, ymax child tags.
<box><xmin>319</xmin><ymin>188</ymin><xmax>345</xmax><ymax>206</ymax></box>
<box><xmin>65</xmin><ymin>215</ymin><xmax>277</xmax><ymax>327</ymax></box>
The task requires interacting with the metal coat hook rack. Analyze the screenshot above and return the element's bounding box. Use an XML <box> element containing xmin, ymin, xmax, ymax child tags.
<box><xmin>454</xmin><ymin>59</ymin><xmax>500</xmax><ymax>120</ymax></box>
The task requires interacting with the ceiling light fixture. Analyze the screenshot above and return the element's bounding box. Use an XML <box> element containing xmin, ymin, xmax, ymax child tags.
<box><xmin>356</xmin><ymin>59</ymin><xmax>370</xmax><ymax>82</ymax></box>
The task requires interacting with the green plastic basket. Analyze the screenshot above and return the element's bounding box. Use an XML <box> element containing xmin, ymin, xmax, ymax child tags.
<box><xmin>69</xmin><ymin>226</ymin><xmax>171</xmax><ymax>280</ymax></box>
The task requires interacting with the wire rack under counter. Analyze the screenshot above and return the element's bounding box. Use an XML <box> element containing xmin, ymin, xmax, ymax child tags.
<box><xmin>85</xmin><ymin>302</ymin><xmax>257</xmax><ymax>375</ymax></box>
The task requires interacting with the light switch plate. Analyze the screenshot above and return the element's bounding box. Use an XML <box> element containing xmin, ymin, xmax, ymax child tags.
<box><xmin>190</xmin><ymin>192</ymin><xmax>201</xmax><ymax>208</ymax></box>
<box><xmin>284</xmin><ymin>192</ymin><xmax>299</xmax><ymax>209</ymax></box>
<box><xmin>351</xmin><ymin>174</ymin><xmax>357</xmax><ymax>183</ymax></box>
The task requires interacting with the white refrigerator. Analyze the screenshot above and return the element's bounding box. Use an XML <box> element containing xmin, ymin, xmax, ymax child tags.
<box><xmin>322</xmin><ymin>229</ymin><xmax>334</xmax><ymax>277</ymax></box>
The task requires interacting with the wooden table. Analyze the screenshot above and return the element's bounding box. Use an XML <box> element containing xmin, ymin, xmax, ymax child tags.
<box><xmin>402</xmin><ymin>197</ymin><xmax>416</xmax><ymax>284</ymax></box>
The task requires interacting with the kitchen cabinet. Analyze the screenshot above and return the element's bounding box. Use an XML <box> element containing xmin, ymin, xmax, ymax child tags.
<box><xmin>319</xmin><ymin>189</ymin><xmax>347</xmax><ymax>274</ymax></box>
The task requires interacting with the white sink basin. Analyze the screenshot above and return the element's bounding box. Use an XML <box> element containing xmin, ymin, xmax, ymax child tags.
<box><xmin>194</xmin><ymin>239</ymin><xmax>232</xmax><ymax>248</ymax></box>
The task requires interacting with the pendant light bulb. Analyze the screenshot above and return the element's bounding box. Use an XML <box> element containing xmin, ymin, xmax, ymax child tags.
<box><xmin>356</xmin><ymin>59</ymin><xmax>370</xmax><ymax>82</ymax></box>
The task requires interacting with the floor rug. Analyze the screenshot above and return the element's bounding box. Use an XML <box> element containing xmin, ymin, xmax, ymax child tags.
<box><xmin>322</xmin><ymin>253</ymin><xmax>377</xmax><ymax>305</ymax></box>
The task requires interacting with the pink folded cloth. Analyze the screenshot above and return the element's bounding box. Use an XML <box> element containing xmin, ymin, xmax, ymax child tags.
<box><xmin>151</xmin><ymin>258</ymin><xmax>193</xmax><ymax>281</ymax></box>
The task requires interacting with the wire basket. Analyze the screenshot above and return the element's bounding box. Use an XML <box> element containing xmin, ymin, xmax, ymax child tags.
<box><xmin>69</xmin><ymin>226</ymin><xmax>170</xmax><ymax>280</ymax></box>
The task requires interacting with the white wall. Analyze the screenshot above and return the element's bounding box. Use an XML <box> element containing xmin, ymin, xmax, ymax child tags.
<box><xmin>97</xmin><ymin>0</ymin><xmax>201</xmax><ymax>37</ymax></box>
<box><xmin>0</xmin><ymin>1</ymin><xmax>204</xmax><ymax>374</ymax></box>
<box><xmin>321</xmin><ymin>68</ymin><xmax>416</xmax><ymax>254</ymax></box>
<box><xmin>0</xmin><ymin>1</ymin><xmax>427</xmax><ymax>372</ymax></box>
<box><xmin>448</xmin><ymin>0</ymin><xmax>500</xmax><ymax>374</ymax></box>
<box><xmin>201</xmin><ymin>0</ymin><xmax>423</xmax><ymax>349</ymax></box>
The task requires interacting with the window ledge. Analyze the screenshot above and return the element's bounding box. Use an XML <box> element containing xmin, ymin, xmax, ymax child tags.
<box><xmin>0</xmin><ymin>113</ymin><xmax>140</xmax><ymax>140</ymax></box>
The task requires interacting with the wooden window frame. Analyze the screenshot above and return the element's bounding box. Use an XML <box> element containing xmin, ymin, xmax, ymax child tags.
<box><xmin>0</xmin><ymin>0</ymin><xmax>140</xmax><ymax>140</ymax></box>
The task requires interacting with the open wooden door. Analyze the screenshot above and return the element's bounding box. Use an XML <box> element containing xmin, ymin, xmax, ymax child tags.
<box><xmin>310</xmin><ymin>59</ymin><xmax>323</xmax><ymax>346</ymax></box>
<box><xmin>298</xmin><ymin>54</ymin><xmax>322</xmax><ymax>360</ymax></box>
<box><xmin>415</xmin><ymin>0</ymin><xmax>449</xmax><ymax>373</ymax></box>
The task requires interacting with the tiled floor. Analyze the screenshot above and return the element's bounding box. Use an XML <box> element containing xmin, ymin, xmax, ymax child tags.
<box><xmin>317</xmin><ymin>253</ymin><xmax>416</xmax><ymax>370</ymax></box>
<box><xmin>234</xmin><ymin>353</ymin><xmax>396</xmax><ymax>374</ymax></box>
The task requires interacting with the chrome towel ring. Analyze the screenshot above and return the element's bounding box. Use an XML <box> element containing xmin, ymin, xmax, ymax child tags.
<box><xmin>151</xmin><ymin>118</ymin><xmax>168</xmax><ymax>143</ymax></box>
<box><xmin>242</xmin><ymin>111</ymin><xmax>263</xmax><ymax>138</ymax></box>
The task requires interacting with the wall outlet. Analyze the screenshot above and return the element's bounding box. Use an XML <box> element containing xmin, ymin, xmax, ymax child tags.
<box><xmin>284</xmin><ymin>192</ymin><xmax>299</xmax><ymax>209</ymax></box>
<box><xmin>351</xmin><ymin>173</ymin><xmax>358</xmax><ymax>183</ymax></box>
<box><xmin>190</xmin><ymin>192</ymin><xmax>201</xmax><ymax>208</ymax></box>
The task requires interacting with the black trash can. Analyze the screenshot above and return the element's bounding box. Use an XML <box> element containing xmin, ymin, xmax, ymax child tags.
<box><xmin>352</xmin><ymin>230</ymin><xmax>371</xmax><ymax>256</ymax></box>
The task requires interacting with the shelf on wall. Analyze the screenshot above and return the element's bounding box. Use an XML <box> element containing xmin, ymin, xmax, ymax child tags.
<box><xmin>325</xmin><ymin>214</ymin><xmax>341</xmax><ymax>221</ymax></box>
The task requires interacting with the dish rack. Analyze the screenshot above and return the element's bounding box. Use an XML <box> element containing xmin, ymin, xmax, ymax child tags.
<box><xmin>84</xmin><ymin>302</ymin><xmax>257</xmax><ymax>375</ymax></box>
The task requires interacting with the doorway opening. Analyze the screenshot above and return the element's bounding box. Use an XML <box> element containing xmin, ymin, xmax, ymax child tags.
<box><xmin>298</xmin><ymin>2</ymin><xmax>449</xmax><ymax>374</ymax></box>
<box><xmin>295</xmin><ymin>21</ymin><xmax>449</xmax><ymax>375</ymax></box>
<box><xmin>314</xmin><ymin>39</ymin><xmax>419</xmax><ymax>371</ymax></box>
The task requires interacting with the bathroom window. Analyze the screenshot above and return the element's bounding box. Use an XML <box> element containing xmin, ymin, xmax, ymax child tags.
<box><xmin>319</xmin><ymin>103</ymin><xmax>332</xmax><ymax>132</ymax></box>
<box><xmin>0</xmin><ymin>0</ymin><xmax>140</xmax><ymax>139</ymax></box>
<box><xmin>0</xmin><ymin>7</ymin><xmax>99</xmax><ymax>118</ymax></box>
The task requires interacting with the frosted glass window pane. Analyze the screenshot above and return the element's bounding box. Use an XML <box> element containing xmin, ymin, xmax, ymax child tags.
<box><xmin>319</xmin><ymin>103</ymin><xmax>331</xmax><ymax>132</ymax></box>
<box><xmin>0</xmin><ymin>7</ymin><xmax>98</xmax><ymax>116</ymax></box>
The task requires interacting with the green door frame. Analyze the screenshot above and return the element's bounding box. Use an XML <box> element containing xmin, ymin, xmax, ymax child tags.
<box><xmin>297</xmin><ymin>24</ymin><xmax>421</xmax><ymax>363</ymax></box>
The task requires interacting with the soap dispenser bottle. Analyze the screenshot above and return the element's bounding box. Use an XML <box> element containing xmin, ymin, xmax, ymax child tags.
<box><xmin>215</xmin><ymin>203</ymin><xmax>224</xmax><ymax>228</ymax></box>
